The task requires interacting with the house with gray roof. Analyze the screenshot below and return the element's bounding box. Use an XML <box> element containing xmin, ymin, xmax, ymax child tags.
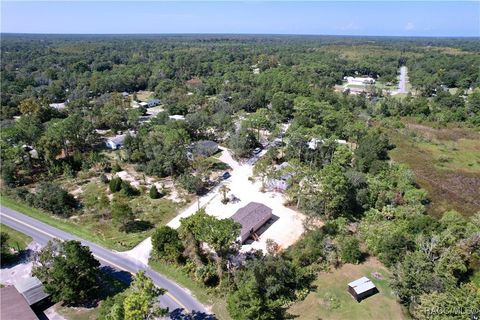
<box><xmin>0</xmin><ymin>286</ymin><xmax>38</xmax><ymax>320</ymax></box>
<box><xmin>230</xmin><ymin>202</ymin><xmax>273</xmax><ymax>243</ymax></box>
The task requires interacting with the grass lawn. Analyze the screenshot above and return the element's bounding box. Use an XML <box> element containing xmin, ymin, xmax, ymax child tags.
<box><xmin>149</xmin><ymin>260</ymin><xmax>230</xmax><ymax>319</ymax></box>
<box><xmin>57</xmin><ymin>305</ymin><xmax>100</xmax><ymax>320</ymax></box>
<box><xmin>0</xmin><ymin>194</ymin><xmax>180</xmax><ymax>251</ymax></box>
<box><xmin>0</xmin><ymin>223</ymin><xmax>32</xmax><ymax>251</ymax></box>
<box><xmin>288</xmin><ymin>258</ymin><xmax>410</xmax><ymax>320</ymax></box>
<box><xmin>387</xmin><ymin>121</ymin><xmax>480</xmax><ymax>217</ymax></box>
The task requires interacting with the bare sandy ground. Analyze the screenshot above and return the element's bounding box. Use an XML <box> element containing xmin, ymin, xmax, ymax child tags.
<box><xmin>116</xmin><ymin>236</ymin><xmax>152</xmax><ymax>266</ymax></box>
<box><xmin>167</xmin><ymin>147</ymin><xmax>305</xmax><ymax>252</ymax></box>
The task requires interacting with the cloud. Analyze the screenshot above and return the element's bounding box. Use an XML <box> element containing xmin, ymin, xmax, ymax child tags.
<box><xmin>404</xmin><ymin>22</ymin><xmax>415</xmax><ymax>31</ymax></box>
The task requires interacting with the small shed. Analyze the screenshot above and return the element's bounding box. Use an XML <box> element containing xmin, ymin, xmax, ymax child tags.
<box><xmin>14</xmin><ymin>276</ymin><xmax>50</xmax><ymax>306</ymax></box>
<box><xmin>0</xmin><ymin>286</ymin><xmax>38</xmax><ymax>320</ymax></box>
<box><xmin>231</xmin><ymin>202</ymin><xmax>273</xmax><ymax>243</ymax></box>
<box><xmin>347</xmin><ymin>277</ymin><xmax>378</xmax><ymax>302</ymax></box>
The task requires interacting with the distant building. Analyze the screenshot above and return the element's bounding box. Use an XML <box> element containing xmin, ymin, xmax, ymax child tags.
<box><xmin>168</xmin><ymin>115</ymin><xmax>185</xmax><ymax>121</ymax></box>
<box><xmin>231</xmin><ymin>202</ymin><xmax>273</xmax><ymax>243</ymax></box>
<box><xmin>49</xmin><ymin>102</ymin><xmax>66</xmax><ymax>110</ymax></box>
<box><xmin>139</xmin><ymin>102</ymin><xmax>149</xmax><ymax>108</ymax></box>
<box><xmin>307</xmin><ymin>138</ymin><xmax>348</xmax><ymax>150</ymax></box>
<box><xmin>105</xmin><ymin>132</ymin><xmax>135</xmax><ymax>150</ymax></box>
<box><xmin>347</xmin><ymin>277</ymin><xmax>378</xmax><ymax>302</ymax></box>
<box><xmin>346</xmin><ymin>76</ymin><xmax>376</xmax><ymax>85</ymax></box>
<box><xmin>121</xmin><ymin>92</ymin><xmax>129</xmax><ymax>97</ymax></box>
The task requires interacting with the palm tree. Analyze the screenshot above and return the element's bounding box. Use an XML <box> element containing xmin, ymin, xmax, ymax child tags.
<box><xmin>219</xmin><ymin>185</ymin><xmax>230</xmax><ymax>204</ymax></box>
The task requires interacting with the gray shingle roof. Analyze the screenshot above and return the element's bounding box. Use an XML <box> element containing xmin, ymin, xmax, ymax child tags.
<box><xmin>231</xmin><ymin>202</ymin><xmax>273</xmax><ymax>242</ymax></box>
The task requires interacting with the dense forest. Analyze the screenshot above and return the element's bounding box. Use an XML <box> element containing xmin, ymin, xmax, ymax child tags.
<box><xmin>1</xmin><ymin>35</ymin><xmax>479</xmax><ymax>320</ymax></box>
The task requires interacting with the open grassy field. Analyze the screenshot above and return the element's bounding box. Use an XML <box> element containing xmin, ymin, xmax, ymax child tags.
<box><xmin>0</xmin><ymin>223</ymin><xmax>32</xmax><ymax>251</ymax></box>
<box><xmin>288</xmin><ymin>258</ymin><xmax>410</xmax><ymax>320</ymax></box>
<box><xmin>387</xmin><ymin>121</ymin><xmax>480</xmax><ymax>217</ymax></box>
<box><xmin>0</xmin><ymin>194</ymin><xmax>180</xmax><ymax>251</ymax></box>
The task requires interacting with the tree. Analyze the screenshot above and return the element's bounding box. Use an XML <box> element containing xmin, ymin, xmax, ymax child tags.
<box><xmin>390</xmin><ymin>250</ymin><xmax>436</xmax><ymax>304</ymax></box>
<box><xmin>0</xmin><ymin>232</ymin><xmax>10</xmax><ymax>259</ymax></box>
<box><xmin>355</xmin><ymin>130</ymin><xmax>393</xmax><ymax>173</ymax></box>
<box><xmin>18</xmin><ymin>97</ymin><xmax>41</xmax><ymax>115</ymax></box>
<box><xmin>319</xmin><ymin>163</ymin><xmax>350</xmax><ymax>218</ymax></box>
<box><xmin>411</xmin><ymin>284</ymin><xmax>480</xmax><ymax>320</ymax></box>
<box><xmin>227</xmin><ymin>255</ymin><xmax>311</xmax><ymax>320</ymax></box>
<box><xmin>30</xmin><ymin>182</ymin><xmax>78</xmax><ymax>216</ymax></box>
<box><xmin>32</xmin><ymin>239</ymin><xmax>100</xmax><ymax>305</ymax></box>
<box><xmin>151</xmin><ymin>226</ymin><xmax>183</xmax><ymax>263</ymax></box>
<box><xmin>123</xmin><ymin>271</ymin><xmax>168</xmax><ymax>320</ymax></box>
<box><xmin>219</xmin><ymin>185</ymin><xmax>230</xmax><ymax>204</ymax></box>
<box><xmin>337</xmin><ymin>236</ymin><xmax>362</xmax><ymax>264</ymax></box>
<box><xmin>111</xmin><ymin>200</ymin><xmax>134</xmax><ymax>230</ymax></box>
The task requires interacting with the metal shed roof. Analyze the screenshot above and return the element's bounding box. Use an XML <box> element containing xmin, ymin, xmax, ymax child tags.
<box><xmin>14</xmin><ymin>277</ymin><xmax>49</xmax><ymax>306</ymax></box>
<box><xmin>348</xmin><ymin>276</ymin><xmax>376</xmax><ymax>294</ymax></box>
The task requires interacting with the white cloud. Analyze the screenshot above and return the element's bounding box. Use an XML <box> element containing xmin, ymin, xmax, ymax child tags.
<box><xmin>404</xmin><ymin>22</ymin><xmax>415</xmax><ymax>31</ymax></box>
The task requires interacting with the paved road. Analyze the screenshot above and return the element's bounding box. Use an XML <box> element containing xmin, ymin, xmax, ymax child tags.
<box><xmin>0</xmin><ymin>205</ymin><xmax>212</xmax><ymax>319</ymax></box>
<box><xmin>398</xmin><ymin>66</ymin><xmax>408</xmax><ymax>93</ymax></box>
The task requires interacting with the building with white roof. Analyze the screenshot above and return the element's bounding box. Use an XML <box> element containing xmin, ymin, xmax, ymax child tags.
<box><xmin>347</xmin><ymin>276</ymin><xmax>378</xmax><ymax>302</ymax></box>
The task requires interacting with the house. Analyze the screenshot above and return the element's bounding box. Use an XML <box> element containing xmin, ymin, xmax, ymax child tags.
<box><xmin>307</xmin><ymin>138</ymin><xmax>349</xmax><ymax>150</ymax></box>
<box><xmin>146</xmin><ymin>98</ymin><xmax>161</xmax><ymax>107</ymax></box>
<box><xmin>168</xmin><ymin>115</ymin><xmax>185</xmax><ymax>121</ymax></box>
<box><xmin>192</xmin><ymin>140</ymin><xmax>219</xmax><ymax>158</ymax></box>
<box><xmin>346</xmin><ymin>76</ymin><xmax>376</xmax><ymax>85</ymax></box>
<box><xmin>49</xmin><ymin>102</ymin><xmax>66</xmax><ymax>110</ymax></box>
<box><xmin>231</xmin><ymin>202</ymin><xmax>273</xmax><ymax>243</ymax></box>
<box><xmin>0</xmin><ymin>286</ymin><xmax>38</xmax><ymax>320</ymax></box>
<box><xmin>347</xmin><ymin>277</ymin><xmax>378</xmax><ymax>302</ymax></box>
<box><xmin>14</xmin><ymin>277</ymin><xmax>50</xmax><ymax>307</ymax></box>
<box><xmin>105</xmin><ymin>132</ymin><xmax>135</xmax><ymax>150</ymax></box>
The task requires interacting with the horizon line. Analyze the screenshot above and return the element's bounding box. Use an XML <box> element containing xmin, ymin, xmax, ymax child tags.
<box><xmin>2</xmin><ymin>32</ymin><xmax>479</xmax><ymax>38</ymax></box>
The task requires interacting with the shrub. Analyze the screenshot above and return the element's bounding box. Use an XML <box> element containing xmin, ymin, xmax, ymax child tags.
<box><xmin>149</xmin><ymin>185</ymin><xmax>161</xmax><ymax>199</ymax></box>
<box><xmin>100</xmin><ymin>174</ymin><xmax>109</xmax><ymax>184</ymax></box>
<box><xmin>109</xmin><ymin>176</ymin><xmax>123</xmax><ymax>193</ymax></box>
<box><xmin>120</xmin><ymin>181</ymin><xmax>139</xmax><ymax>197</ymax></box>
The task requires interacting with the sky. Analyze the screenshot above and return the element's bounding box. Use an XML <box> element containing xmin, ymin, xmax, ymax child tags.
<box><xmin>1</xmin><ymin>1</ymin><xmax>479</xmax><ymax>37</ymax></box>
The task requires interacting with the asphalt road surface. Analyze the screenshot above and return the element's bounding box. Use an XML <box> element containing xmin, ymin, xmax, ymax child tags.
<box><xmin>398</xmin><ymin>66</ymin><xmax>408</xmax><ymax>93</ymax></box>
<box><xmin>0</xmin><ymin>205</ymin><xmax>213</xmax><ymax>320</ymax></box>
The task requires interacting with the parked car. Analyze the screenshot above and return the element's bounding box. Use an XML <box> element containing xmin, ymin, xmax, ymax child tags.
<box><xmin>222</xmin><ymin>172</ymin><xmax>231</xmax><ymax>180</ymax></box>
<box><xmin>253</xmin><ymin>147</ymin><xmax>262</xmax><ymax>154</ymax></box>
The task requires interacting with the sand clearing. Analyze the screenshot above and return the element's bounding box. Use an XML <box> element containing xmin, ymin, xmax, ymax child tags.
<box><xmin>167</xmin><ymin>147</ymin><xmax>305</xmax><ymax>252</ymax></box>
